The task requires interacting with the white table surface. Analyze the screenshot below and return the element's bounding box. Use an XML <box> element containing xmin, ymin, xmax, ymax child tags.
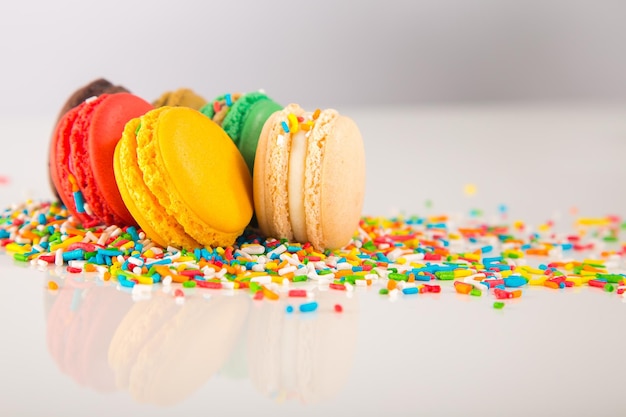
<box><xmin>1</xmin><ymin>103</ymin><xmax>626</xmax><ymax>417</ymax></box>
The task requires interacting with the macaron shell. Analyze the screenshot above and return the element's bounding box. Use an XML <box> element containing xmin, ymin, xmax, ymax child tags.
<box><xmin>114</xmin><ymin>117</ymin><xmax>200</xmax><ymax>249</ymax></box>
<box><xmin>310</xmin><ymin>113</ymin><xmax>366</xmax><ymax>249</ymax></box>
<box><xmin>239</xmin><ymin>98</ymin><xmax>283</xmax><ymax>173</ymax></box>
<box><xmin>49</xmin><ymin>78</ymin><xmax>128</xmax><ymax>201</ymax></box>
<box><xmin>152</xmin><ymin>88</ymin><xmax>207</xmax><ymax>110</ymax></box>
<box><xmin>253</xmin><ymin>104</ymin><xmax>303</xmax><ymax>241</ymax></box>
<box><xmin>139</xmin><ymin>107</ymin><xmax>253</xmax><ymax>246</ymax></box>
<box><xmin>86</xmin><ymin>93</ymin><xmax>153</xmax><ymax>225</ymax></box>
<box><xmin>50</xmin><ymin>107</ymin><xmax>83</xmax><ymax>220</ymax></box>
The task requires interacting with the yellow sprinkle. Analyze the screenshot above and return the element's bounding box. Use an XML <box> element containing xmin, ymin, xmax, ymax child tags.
<box><xmin>566</xmin><ymin>276</ymin><xmax>583</xmax><ymax>286</ymax></box>
<box><xmin>136</xmin><ymin>275</ymin><xmax>154</xmax><ymax>285</ymax></box>
<box><xmin>120</xmin><ymin>241</ymin><xmax>135</xmax><ymax>251</ymax></box>
<box><xmin>288</xmin><ymin>113</ymin><xmax>299</xmax><ymax>133</ymax></box>
<box><xmin>48</xmin><ymin>281</ymin><xmax>59</xmax><ymax>290</ymax></box>
<box><xmin>5</xmin><ymin>243</ymin><xmax>31</xmax><ymax>254</ymax></box>
<box><xmin>49</xmin><ymin>235</ymin><xmax>83</xmax><ymax>252</ymax></box>
<box><xmin>312</xmin><ymin>109</ymin><xmax>321</xmax><ymax>120</ymax></box>
<box><xmin>463</xmin><ymin>183</ymin><xmax>477</xmax><ymax>196</ymax></box>
<box><xmin>453</xmin><ymin>269</ymin><xmax>474</xmax><ymax>278</ymax></box>
<box><xmin>177</xmin><ymin>256</ymin><xmax>195</xmax><ymax>262</ymax></box>
<box><xmin>143</xmin><ymin>249</ymin><xmax>156</xmax><ymax>258</ymax></box>
<box><xmin>528</xmin><ymin>276</ymin><xmax>547</xmax><ymax>286</ymax></box>
<box><xmin>576</xmin><ymin>217</ymin><xmax>610</xmax><ymax>226</ymax></box>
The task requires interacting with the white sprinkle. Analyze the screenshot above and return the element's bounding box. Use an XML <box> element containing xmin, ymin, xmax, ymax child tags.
<box><xmin>55</xmin><ymin>249</ymin><xmax>64</xmax><ymax>266</ymax></box>
<box><xmin>250</xmin><ymin>275</ymin><xmax>272</xmax><ymax>284</ymax></box>
<box><xmin>241</xmin><ymin>244</ymin><xmax>265</xmax><ymax>255</ymax></box>
<box><xmin>278</xmin><ymin>265</ymin><xmax>297</xmax><ymax>276</ymax></box>
<box><xmin>127</xmin><ymin>256</ymin><xmax>144</xmax><ymax>267</ymax></box>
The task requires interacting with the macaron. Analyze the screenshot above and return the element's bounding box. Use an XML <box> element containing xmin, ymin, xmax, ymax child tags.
<box><xmin>253</xmin><ymin>104</ymin><xmax>366</xmax><ymax>250</ymax></box>
<box><xmin>200</xmin><ymin>91</ymin><xmax>282</xmax><ymax>174</ymax></box>
<box><xmin>49</xmin><ymin>78</ymin><xmax>129</xmax><ymax>200</ymax></box>
<box><xmin>152</xmin><ymin>88</ymin><xmax>207</xmax><ymax>111</ymax></box>
<box><xmin>113</xmin><ymin>106</ymin><xmax>253</xmax><ymax>249</ymax></box>
<box><xmin>49</xmin><ymin>93</ymin><xmax>153</xmax><ymax>227</ymax></box>
<box><xmin>55</xmin><ymin>78</ymin><xmax>129</xmax><ymax>122</ymax></box>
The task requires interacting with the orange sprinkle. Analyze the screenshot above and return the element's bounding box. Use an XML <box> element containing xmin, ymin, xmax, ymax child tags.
<box><xmin>544</xmin><ymin>281</ymin><xmax>560</xmax><ymax>289</ymax></box>
<box><xmin>47</xmin><ymin>281</ymin><xmax>58</xmax><ymax>290</ymax></box>
<box><xmin>312</xmin><ymin>108</ymin><xmax>321</xmax><ymax>120</ymax></box>
<box><xmin>262</xmin><ymin>286</ymin><xmax>279</xmax><ymax>300</ymax></box>
<box><xmin>525</xmin><ymin>248</ymin><xmax>549</xmax><ymax>256</ymax></box>
<box><xmin>387</xmin><ymin>279</ymin><xmax>397</xmax><ymax>291</ymax></box>
<box><xmin>103</xmin><ymin>271</ymin><xmax>111</xmax><ymax>281</ymax></box>
<box><xmin>84</xmin><ymin>263</ymin><xmax>97</xmax><ymax>273</ymax></box>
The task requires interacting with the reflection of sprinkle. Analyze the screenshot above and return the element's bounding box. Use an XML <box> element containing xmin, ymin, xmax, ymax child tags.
<box><xmin>464</xmin><ymin>183</ymin><xmax>477</xmax><ymax>196</ymax></box>
<box><xmin>0</xmin><ymin>175</ymin><xmax>9</xmax><ymax>185</ymax></box>
<box><xmin>425</xmin><ymin>199</ymin><xmax>433</xmax><ymax>209</ymax></box>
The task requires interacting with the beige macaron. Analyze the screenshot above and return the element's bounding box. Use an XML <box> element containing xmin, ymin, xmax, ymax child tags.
<box><xmin>253</xmin><ymin>104</ymin><xmax>366</xmax><ymax>250</ymax></box>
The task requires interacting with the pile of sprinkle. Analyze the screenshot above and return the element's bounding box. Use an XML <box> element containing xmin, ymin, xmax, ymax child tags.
<box><xmin>1</xmin><ymin>200</ymin><xmax>625</xmax><ymax>311</ymax></box>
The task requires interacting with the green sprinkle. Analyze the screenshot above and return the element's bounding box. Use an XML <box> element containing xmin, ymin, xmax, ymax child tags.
<box><xmin>435</xmin><ymin>271</ymin><xmax>455</xmax><ymax>280</ymax></box>
<box><xmin>604</xmin><ymin>284</ymin><xmax>615</xmax><ymax>292</ymax></box>
<box><xmin>135</xmin><ymin>122</ymin><xmax>141</xmax><ymax>135</ymax></box>
<box><xmin>379</xmin><ymin>288</ymin><xmax>389</xmax><ymax>295</ymax></box>
<box><xmin>293</xmin><ymin>275</ymin><xmax>308</xmax><ymax>282</ymax></box>
<box><xmin>470</xmin><ymin>288</ymin><xmax>482</xmax><ymax>296</ymax></box>
<box><xmin>249</xmin><ymin>282</ymin><xmax>261</xmax><ymax>293</ymax></box>
<box><xmin>318</xmin><ymin>269</ymin><xmax>333</xmax><ymax>275</ymax></box>
<box><xmin>13</xmin><ymin>253</ymin><xmax>29</xmax><ymax>262</ymax></box>
<box><xmin>388</xmin><ymin>272</ymin><xmax>408</xmax><ymax>281</ymax></box>
<box><xmin>183</xmin><ymin>280</ymin><xmax>197</xmax><ymax>288</ymax></box>
<box><xmin>596</xmin><ymin>274</ymin><xmax>623</xmax><ymax>284</ymax></box>
<box><xmin>493</xmin><ymin>301</ymin><xmax>505</xmax><ymax>309</ymax></box>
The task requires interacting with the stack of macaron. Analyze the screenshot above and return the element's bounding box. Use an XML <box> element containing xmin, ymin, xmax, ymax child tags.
<box><xmin>48</xmin><ymin>79</ymin><xmax>366</xmax><ymax>250</ymax></box>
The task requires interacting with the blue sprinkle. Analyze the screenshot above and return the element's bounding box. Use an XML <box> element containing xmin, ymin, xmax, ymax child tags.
<box><xmin>38</xmin><ymin>213</ymin><xmax>46</xmax><ymax>225</ymax></box>
<box><xmin>402</xmin><ymin>287</ymin><xmax>419</xmax><ymax>295</ymax></box>
<box><xmin>352</xmin><ymin>266</ymin><xmax>363</xmax><ymax>272</ymax></box>
<box><xmin>0</xmin><ymin>230</ymin><xmax>9</xmax><ymax>239</ymax></box>
<box><xmin>281</xmin><ymin>121</ymin><xmax>290</xmax><ymax>133</ymax></box>
<box><xmin>127</xmin><ymin>226</ymin><xmax>139</xmax><ymax>242</ymax></box>
<box><xmin>521</xmin><ymin>244</ymin><xmax>531</xmax><ymax>250</ymax></box>
<box><xmin>73</xmin><ymin>191</ymin><xmax>85</xmax><ymax>213</ymax></box>
<box><xmin>118</xmin><ymin>275</ymin><xmax>135</xmax><ymax>288</ymax></box>
<box><xmin>504</xmin><ymin>276</ymin><xmax>528</xmax><ymax>288</ymax></box>
<box><xmin>62</xmin><ymin>249</ymin><xmax>85</xmax><ymax>261</ymax></box>
<box><xmin>561</xmin><ymin>243</ymin><xmax>573</xmax><ymax>250</ymax></box>
<box><xmin>40</xmin><ymin>241</ymin><xmax>49</xmax><ymax>249</ymax></box>
<box><xmin>481</xmin><ymin>245</ymin><xmax>493</xmax><ymax>253</ymax></box>
<box><xmin>95</xmin><ymin>254</ymin><xmax>104</xmax><ymax>265</ymax></box>
<box><xmin>286</xmin><ymin>305</ymin><xmax>294</xmax><ymax>314</ymax></box>
<box><xmin>225</xmin><ymin>93</ymin><xmax>232</xmax><ymax>106</ymax></box>
<box><xmin>559</xmin><ymin>282</ymin><xmax>566</xmax><ymax>289</ymax></box>
<box><xmin>194</xmin><ymin>248</ymin><xmax>201</xmax><ymax>260</ymax></box>
<box><xmin>47</xmin><ymin>226</ymin><xmax>55</xmax><ymax>235</ymax></box>
<box><xmin>97</xmin><ymin>249</ymin><xmax>123</xmax><ymax>257</ymax></box>
<box><xmin>299</xmin><ymin>301</ymin><xmax>318</xmax><ymax>313</ymax></box>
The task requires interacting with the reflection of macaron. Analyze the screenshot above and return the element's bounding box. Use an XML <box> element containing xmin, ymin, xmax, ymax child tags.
<box><xmin>247</xmin><ymin>291</ymin><xmax>358</xmax><ymax>404</ymax></box>
<box><xmin>200</xmin><ymin>92</ymin><xmax>282</xmax><ymax>174</ymax></box>
<box><xmin>253</xmin><ymin>104</ymin><xmax>366</xmax><ymax>250</ymax></box>
<box><xmin>49</xmin><ymin>93</ymin><xmax>153</xmax><ymax>227</ymax></box>
<box><xmin>45</xmin><ymin>279</ymin><xmax>134</xmax><ymax>392</ymax></box>
<box><xmin>152</xmin><ymin>88</ymin><xmax>207</xmax><ymax>111</ymax></box>
<box><xmin>108</xmin><ymin>293</ymin><xmax>249</xmax><ymax>406</ymax></box>
<box><xmin>113</xmin><ymin>107</ymin><xmax>253</xmax><ymax>249</ymax></box>
<box><xmin>49</xmin><ymin>78</ymin><xmax>129</xmax><ymax>200</ymax></box>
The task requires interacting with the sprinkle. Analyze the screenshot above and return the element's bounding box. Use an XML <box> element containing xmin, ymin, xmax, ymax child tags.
<box><xmin>493</xmin><ymin>301</ymin><xmax>505</xmax><ymax>309</ymax></box>
<box><xmin>334</xmin><ymin>304</ymin><xmax>343</xmax><ymax>313</ymax></box>
<box><xmin>299</xmin><ymin>301</ymin><xmax>318</xmax><ymax>313</ymax></box>
<box><xmin>281</xmin><ymin>121</ymin><xmax>290</xmax><ymax>133</ymax></box>
<box><xmin>47</xmin><ymin>281</ymin><xmax>58</xmax><ymax>290</ymax></box>
<box><xmin>464</xmin><ymin>183</ymin><xmax>477</xmax><ymax>196</ymax></box>
<box><xmin>225</xmin><ymin>93</ymin><xmax>233</xmax><ymax>106</ymax></box>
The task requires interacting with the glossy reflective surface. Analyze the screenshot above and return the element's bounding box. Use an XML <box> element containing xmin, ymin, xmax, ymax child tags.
<box><xmin>1</xmin><ymin>106</ymin><xmax>626</xmax><ymax>416</ymax></box>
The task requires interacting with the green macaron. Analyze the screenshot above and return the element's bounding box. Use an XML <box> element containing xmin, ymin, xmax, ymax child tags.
<box><xmin>200</xmin><ymin>91</ymin><xmax>282</xmax><ymax>174</ymax></box>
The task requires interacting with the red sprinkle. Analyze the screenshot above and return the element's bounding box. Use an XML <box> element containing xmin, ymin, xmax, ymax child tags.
<box><xmin>334</xmin><ymin>304</ymin><xmax>343</xmax><ymax>313</ymax></box>
<box><xmin>66</xmin><ymin>266</ymin><xmax>82</xmax><ymax>273</ymax></box>
<box><xmin>329</xmin><ymin>283</ymin><xmax>346</xmax><ymax>291</ymax></box>
<box><xmin>174</xmin><ymin>288</ymin><xmax>184</xmax><ymax>297</ymax></box>
<box><xmin>253</xmin><ymin>290</ymin><xmax>264</xmax><ymax>300</ymax></box>
<box><xmin>195</xmin><ymin>281</ymin><xmax>222</xmax><ymax>289</ymax></box>
<box><xmin>288</xmin><ymin>289</ymin><xmax>307</xmax><ymax>297</ymax></box>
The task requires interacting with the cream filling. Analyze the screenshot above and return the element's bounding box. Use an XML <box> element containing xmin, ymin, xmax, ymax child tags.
<box><xmin>288</xmin><ymin>129</ymin><xmax>308</xmax><ymax>242</ymax></box>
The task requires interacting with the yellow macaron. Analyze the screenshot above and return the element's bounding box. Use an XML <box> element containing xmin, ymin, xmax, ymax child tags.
<box><xmin>113</xmin><ymin>106</ymin><xmax>253</xmax><ymax>249</ymax></box>
<box><xmin>253</xmin><ymin>104</ymin><xmax>366</xmax><ymax>250</ymax></box>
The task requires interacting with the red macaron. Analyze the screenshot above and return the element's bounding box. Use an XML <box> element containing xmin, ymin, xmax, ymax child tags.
<box><xmin>49</xmin><ymin>93</ymin><xmax>153</xmax><ymax>227</ymax></box>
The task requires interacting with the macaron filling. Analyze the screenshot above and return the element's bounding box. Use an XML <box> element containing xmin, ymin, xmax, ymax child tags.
<box><xmin>282</xmin><ymin>111</ymin><xmax>320</xmax><ymax>243</ymax></box>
